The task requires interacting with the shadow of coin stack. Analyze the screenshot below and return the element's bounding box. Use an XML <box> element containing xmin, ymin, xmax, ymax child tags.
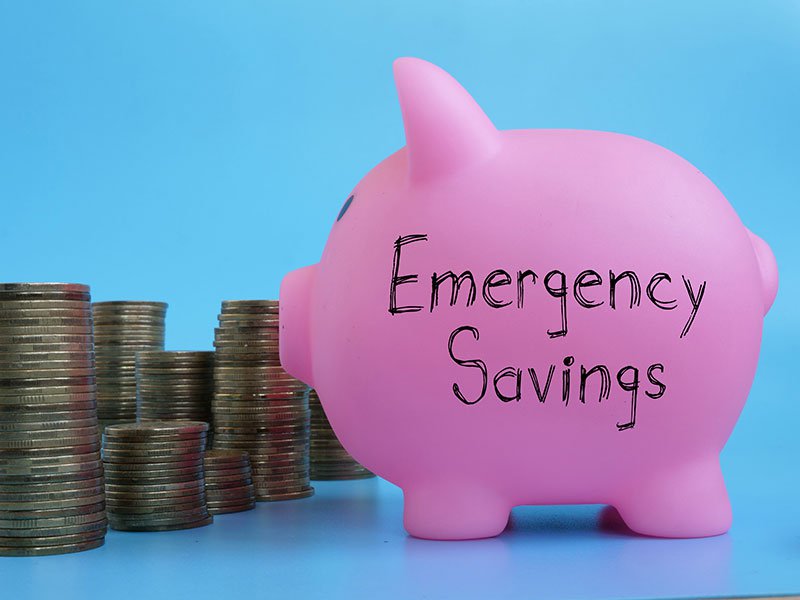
<box><xmin>136</xmin><ymin>351</ymin><xmax>214</xmax><ymax>426</ymax></box>
<box><xmin>0</xmin><ymin>283</ymin><xmax>106</xmax><ymax>556</ymax></box>
<box><xmin>309</xmin><ymin>389</ymin><xmax>375</xmax><ymax>480</ymax></box>
<box><xmin>92</xmin><ymin>302</ymin><xmax>167</xmax><ymax>430</ymax></box>
<box><xmin>212</xmin><ymin>300</ymin><xmax>314</xmax><ymax>501</ymax></box>
<box><xmin>203</xmin><ymin>450</ymin><xmax>256</xmax><ymax>514</ymax></box>
<box><xmin>102</xmin><ymin>421</ymin><xmax>212</xmax><ymax>531</ymax></box>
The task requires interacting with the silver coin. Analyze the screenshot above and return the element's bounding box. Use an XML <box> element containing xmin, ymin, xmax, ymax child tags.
<box><xmin>0</xmin><ymin>510</ymin><xmax>107</xmax><ymax>532</ymax></box>
<box><xmin>0</xmin><ymin>292</ymin><xmax>91</xmax><ymax>302</ymax></box>
<box><xmin>0</xmin><ymin>283</ymin><xmax>89</xmax><ymax>293</ymax></box>
<box><xmin>0</xmin><ymin>300</ymin><xmax>89</xmax><ymax>311</ymax></box>
<box><xmin>0</xmin><ymin>324</ymin><xmax>92</xmax><ymax>336</ymax></box>
<box><xmin>92</xmin><ymin>300</ymin><xmax>166</xmax><ymax>309</ymax></box>
<box><xmin>0</xmin><ymin>317</ymin><xmax>90</xmax><ymax>329</ymax></box>
<box><xmin>136</xmin><ymin>350</ymin><xmax>213</xmax><ymax>359</ymax></box>
<box><xmin>0</xmin><ymin>308</ymin><xmax>91</xmax><ymax>319</ymax></box>
<box><xmin>105</xmin><ymin>421</ymin><xmax>209</xmax><ymax>436</ymax></box>
<box><xmin>0</xmin><ymin>426</ymin><xmax>99</xmax><ymax>441</ymax></box>
<box><xmin>103</xmin><ymin>438</ymin><xmax>205</xmax><ymax>451</ymax></box>
<box><xmin>221</xmin><ymin>299</ymin><xmax>278</xmax><ymax>308</ymax></box>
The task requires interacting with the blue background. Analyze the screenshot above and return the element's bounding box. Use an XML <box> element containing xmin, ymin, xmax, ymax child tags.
<box><xmin>0</xmin><ymin>1</ymin><xmax>798</xmax><ymax>599</ymax></box>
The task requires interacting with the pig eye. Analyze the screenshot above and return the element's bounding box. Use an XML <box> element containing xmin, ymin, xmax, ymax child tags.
<box><xmin>337</xmin><ymin>194</ymin><xmax>354</xmax><ymax>222</ymax></box>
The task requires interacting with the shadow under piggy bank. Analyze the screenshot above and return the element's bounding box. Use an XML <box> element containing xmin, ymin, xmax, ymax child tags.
<box><xmin>403</xmin><ymin>505</ymin><xmax>732</xmax><ymax>599</ymax></box>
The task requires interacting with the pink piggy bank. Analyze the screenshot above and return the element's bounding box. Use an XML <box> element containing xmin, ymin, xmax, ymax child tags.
<box><xmin>280</xmin><ymin>58</ymin><xmax>778</xmax><ymax>540</ymax></box>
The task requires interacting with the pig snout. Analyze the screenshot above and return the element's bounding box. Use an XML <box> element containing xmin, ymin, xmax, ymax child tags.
<box><xmin>747</xmin><ymin>229</ymin><xmax>778</xmax><ymax>315</ymax></box>
<box><xmin>279</xmin><ymin>264</ymin><xmax>317</xmax><ymax>386</ymax></box>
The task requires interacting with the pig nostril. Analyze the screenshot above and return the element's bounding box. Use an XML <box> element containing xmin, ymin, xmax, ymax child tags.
<box><xmin>337</xmin><ymin>195</ymin><xmax>354</xmax><ymax>222</ymax></box>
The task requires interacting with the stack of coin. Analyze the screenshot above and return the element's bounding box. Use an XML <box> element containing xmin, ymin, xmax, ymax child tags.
<box><xmin>92</xmin><ymin>301</ymin><xmax>167</xmax><ymax>429</ymax></box>
<box><xmin>212</xmin><ymin>300</ymin><xmax>314</xmax><ymax>501</ymax></box>
<box><xmin>136</xmin><ymin>351</ymin><xmax>214</xmax><ymax>424</ymax></box>
<box><xmin>309</xmin><ymin>389</ymin><xmax>374</xmax><ymax>480</ymax></box>
<box><xmin>103</xmin><ymin>421</ymin><xmax>212</xmax><ymax>531</ymax></box>
<box><xmin>0</xmin><ymin>282</ymin><xmax>106</xmax><ymax>556</ymax></box>
<box><xmin>203</xmin><ymin>450</ymin><xmax>256</xmax><ymax>514</ymax></box>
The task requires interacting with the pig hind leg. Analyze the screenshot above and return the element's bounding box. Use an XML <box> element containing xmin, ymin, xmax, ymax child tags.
<box><xmin>403</xmin><ymin>483</ymin><xmax>511</xmax><ymax>540</ymax></box>
<box><xmin>614</xmin><ymin>456</ymin><xmax>732</xmax><ymax>538</ymax></box>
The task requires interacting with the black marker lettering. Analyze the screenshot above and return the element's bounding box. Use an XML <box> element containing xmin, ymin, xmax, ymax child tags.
<box><xmin>579</xmin><ymin>364</ymin><xmax>611</xmax><ymax>403</ymax></box>
<box><xmin>431</xmin><ymin>271</ymin><xmax>477</xmax><ymax>311</ymax></box>
<box><xmin>616</xmin><ymin>365</ymin><xmax>640</xmax><ymax>431</ymax></box>
<box><xmin>516</xmin><ymin>269</ymin><xmax>537</xmax><ymax>309</ymax></box>
<box><xmin>482</xmin><ymin>269</ymin><xmax>513</xmax><ymax>309</ymax></box>
<box><xmin>389</xmin><ymin>234</ymin><xmax>427</xmax><ymax>315</ymax></box>
<box><xmin>646</xmin><ymin>273</ymin><xmax>677</xmax><ymax>310</ymax></box>
<box><xmin>562</xmin><ymin>355</ymin><xmax>574</xmax><ymax>406</ymax></box>
<box><xmin>493</xmin><ymin>367</ymin><xmax>522</xmax><ymax>402</ymax></box>
<box><xmin>681</xmin><ymin>276</ymin><xmax>706</xmax><ymax>338</ymax></box>
<box><xmin>574</xmin><ymin>270</ymin><xmax>604</xmax><ymax>308</ymax></box>
<box><xmin>645</xmin><ymin>363</ymin><xmax>667</xmax><ymax>399</ymax></box>
<box><xmin>447</xmin><ymin>326</ymin><xmax>487</xmax><ymax>406</ymax></box>
<box><xmin>544</xmin><ymin>270</ymin><xmax>568</xmax><ymax>338</ymax></box>
<box><xmin>528</xmin><ymin>365</ymin><xmax>555</xmax><ymax>403</ymax></box>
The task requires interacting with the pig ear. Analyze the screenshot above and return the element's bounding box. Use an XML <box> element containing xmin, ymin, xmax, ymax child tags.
<box><xmin>393</xmin><ymin>57</ymin><xmax>500</xmax><ymax>183</ymax></box>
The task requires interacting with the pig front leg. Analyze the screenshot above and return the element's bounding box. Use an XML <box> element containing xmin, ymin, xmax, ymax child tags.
<box><xmin>403</xmin><ymin>482</ymin><xmax>511</xmax><ymax>540</ymax></box>
<box><xmin>614</xmin><ymin>456</ymin><xmax>732</xmax><ymax>538</ymax></box>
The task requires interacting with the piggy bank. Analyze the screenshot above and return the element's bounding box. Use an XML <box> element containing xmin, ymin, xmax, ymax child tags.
<box><xmin>280</xmin><ymin>58</ymin><xmax>778</xmax><ymax>540</ymax></box>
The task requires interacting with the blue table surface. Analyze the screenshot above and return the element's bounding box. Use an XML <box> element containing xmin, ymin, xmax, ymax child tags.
<box><xmin>1</xmin><ymin>474</ymin><xmax>799</xmax><ymax>600</ymax></box>
<box><xmin>1</xmin><ymin>334</ymin><xmax>798</xmax><ymax>600</ymax></box>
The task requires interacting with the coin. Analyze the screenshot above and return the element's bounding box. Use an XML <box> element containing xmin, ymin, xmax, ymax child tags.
<box><xmin>0</xmin><ymin>537</ymin><xmax>105</xmax><ymax>556</ymax></box>
<box><xmin>109</xmin><ymin>515</ymin><xmax>212</xmax><ymax>532</ymax></box>
<box><xmin>0</xmin><ymin>522</ymin><xmax>107</xmax><ymax>541</ymax></box>
<box><xmin>0</xmin><ymin>300</ymin><xmax>89</xmax><ymax>310</ymax></box>
<box><xmin>0</xmin><ymin>307</ymin><xmax>90</xmax><ymax>318</ymax></box>
<box><xmin>256</xmin><ymin>488</ymin><xmax>314</xmax><ymax>502</ymax></box>
<box><xmin>0</xmin><ymin>283</ymin><xmax>89</xmax><ymax>293</ymax></box>
<box><xmin>0</xmin><ymin>492</ymin><xmax>105</xmax><ymax>511</ymax></box>
<box><xmin>0</xmin><ymin>474</ymin><xmax>102</xmax><ymax>491</ymax></box>
<box><xmin>92</xmin><ymin>300</ymin><xmax>166</xmax><ymax>308</ymax></box>
<box><xmin>205</xmin><ymin>502</ymin><xmax>254</xmax><ymax>514</ymax></box>
<box><xmin>0</xmin><ymin>529</ymin><xmax>106</xmax><ymax>547</ymax></box>
<box><xmin>0</xmin><ymin>412</ymin><xmax>96</xmax><ymax>427</ymax></box>
<box><xmin>0</xmin><ymin>386</ymin><xmax>97</xmax><ymax>400</ymax></box>
<box><xmin>0</xmin><ymin>316</ymin><xmax>90</xmax><ymax>328</ymax></box>
<box><xmin>107</xmin><ymin>504</ymin><xmax>206</xmax><ymax>517</ymax></box>
<box><xmin>106</xmin><ymin>505</ymin><xmax>203</xmax><ymax>519</ymax></box>
<box><xmin>0</xmin><ymin>459</ymin><xmax>103</xmax><ymax>478</ymax></box>
<box><xmin>0</xmin><ymin>291</ymin><xmax>90</xmax><ymax>302</ymax></box>
<box><xmin>104</xmin><ymin>438</ymin><xmax>205</xmax><ymax>450</ymax></box>
<box><xmin>205</xmin><ymin>449</ymin><xmax>249</xmax><ymax>461</ymax></box>
<box><xmin>103</xmin><ymin>464</ymin><xmax>204</xmax><ymax>478</ymax></box>
<box><xmin>102</xmin><ymin>449</ymin><xmax>204</xmax><ymax>462</ymax></box>
<box><xmin>103</xmin><ymin>462</ymin><xmax>203</xmax><ymax>475</ymax></box>
<box><xmin>205</xmin><ymin>471</ymin><xmax>253</xmax><ymax>485</ymax></box>
<box><xmin>0</xmin><ymin>507</ymin><xmax>106</xmax><ymax>530</ymax></box>
<box><xmin>1</xmin><ymin>468</ymin><xmax>104</xmax><ymax>487</ymax></box>
<box><xmin>105</xmin><ymin>488</ymin><xmax>205</xmax><ymax>502</ymax></box>
<box><xmin>105</xmin><ymin>477</ymin><xmax>204</xmax><ymax>491</ymax></box>
<box><xmin>0</xmin><ymin>422</ymin><xmax>98</xmax><ymax>437</ymax></box>
<box><xmin>0</xmin><ymin>484</ymin><xmax>104</xmax><ymax>503</ymax></box>
<box><xmin>221</xmin><ymin>299</ymin><xmax>279</xmax><ymax>308</ymax></box>
<box><xmin>248</xmin><ymin>456</ymin><xmax>309</xmax><ymax>467</ymax></box>
<box><xmin>106</xmin><ymin>421</ymin><xmax>208</xmax><ymax>437</ymax></box>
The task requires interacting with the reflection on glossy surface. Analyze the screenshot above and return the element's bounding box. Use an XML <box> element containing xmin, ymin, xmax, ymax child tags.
<box><xmin>402</xmin><ymin>503</ymin><xmax>733</xmax><ymax>600</ymax></box>
<box><xmin>0</xmin><ymin>463</ymin><xmax>797</xmax><ymax>600</ymax></box>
